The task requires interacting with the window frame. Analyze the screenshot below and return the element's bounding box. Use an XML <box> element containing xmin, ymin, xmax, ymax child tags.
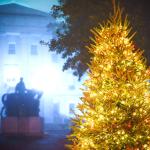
<box><xmin>30</xmin><ymin>44</ymin><xmax>38</xmax><ymax>55</ymax></box>
<box><xmin>8</xmin><ymin>43</ymin><xmax>16</xmax><ymax>55</ymax></box>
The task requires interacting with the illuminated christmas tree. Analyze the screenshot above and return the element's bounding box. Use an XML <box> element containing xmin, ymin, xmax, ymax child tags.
<box><xmin>67</xmin><ymin>4</ymin><xmax>150</xmax><ymax>150</ymax></box>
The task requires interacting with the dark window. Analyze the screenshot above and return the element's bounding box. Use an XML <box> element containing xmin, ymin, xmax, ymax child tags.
<box><xmin>8</xmin><ymin>44</ymin><xmax>16</xmax><ymax>54</ymax></box>
<box><xmin>69</xmin><ymin>103</ymin><xmax>75</xmax><ymax>114</ymax></box>
<box><xmin>68</xmin><ymin>85</ymin><xmax>75</xmax><ymax>90</ymax></box>
<box><xmin>31</xmin><ymin>45</ymin><xmax>38</xmax><ymax>55</ymax></box>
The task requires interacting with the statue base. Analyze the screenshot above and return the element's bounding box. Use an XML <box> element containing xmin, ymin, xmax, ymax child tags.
<box><xmin>1</xmin><ymin>117</ymin><xmax>44</xmax><ymax>137</ymax></box>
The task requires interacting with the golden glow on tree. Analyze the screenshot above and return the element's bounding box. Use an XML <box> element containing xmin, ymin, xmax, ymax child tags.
<box><xmin>67</xmin><ymin>5</ymin><xmax>150</xmax><ymax>150</ymax></box>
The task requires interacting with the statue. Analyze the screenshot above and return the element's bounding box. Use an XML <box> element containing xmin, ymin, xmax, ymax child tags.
<box><xmin>1</xmin><ymin>77</ymin><xmax>43</xmax><ymax>118</ymax></box>
<box><xmin>15</xmin><ymin>77</ymin><xmax>26</xmax><ymax>94</ymax></box>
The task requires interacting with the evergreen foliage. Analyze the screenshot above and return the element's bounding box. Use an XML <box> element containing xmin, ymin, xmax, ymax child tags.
<box><xmin>67</xmin><ymin>5</ymin><xmax>150</xmax><ymax>150</ymax></box>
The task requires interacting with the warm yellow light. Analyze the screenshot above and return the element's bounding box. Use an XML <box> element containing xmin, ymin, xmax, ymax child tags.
<box><xmin>68</xmin><ymin>4</ymin><xmax>150</xmax><ymax>150</ymax></box>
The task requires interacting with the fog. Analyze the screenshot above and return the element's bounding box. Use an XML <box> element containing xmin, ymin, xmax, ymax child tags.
<box><xmin>0</xmin><ymin>2</ymin><xmax>86</xmax><ymax>126</ymax></box>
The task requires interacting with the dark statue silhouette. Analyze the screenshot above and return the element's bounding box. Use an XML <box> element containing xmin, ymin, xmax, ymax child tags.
<box><xmin>15</xmin><ymin>77</ymin><xmax>26</xmax><ymax>94</ymax></box>
<box><xmin>0</xmin><ymin>78</ymin><xmax>43</xmax><ymax>118</ymax></box>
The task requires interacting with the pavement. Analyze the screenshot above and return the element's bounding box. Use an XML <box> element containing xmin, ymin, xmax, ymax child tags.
<box><xmin>0</xmin><ymin>128</ymin><xmax>71</xmax><ymax>150</ymax></box>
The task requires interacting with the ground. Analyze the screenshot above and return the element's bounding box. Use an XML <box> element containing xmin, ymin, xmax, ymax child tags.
<box><xmin>0</xmin><ymin>125</ymin><xmax>71</xmax><ymax>150</ymax></box>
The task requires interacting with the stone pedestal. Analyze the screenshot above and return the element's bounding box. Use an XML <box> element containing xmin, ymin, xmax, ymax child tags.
<box><xmin>19</xmin><ymin>117</ymin><xmax>43</xmax><ymax>136</ymax></box>
<box><xmin>1</xmin><ymin>117</ymin><xmax>44</xmax><ymax>137</ymax></box>
<box><xmin>2</xmin><ymin>117</ymin><xmax>18</xmax><ymax>134</ymax></box>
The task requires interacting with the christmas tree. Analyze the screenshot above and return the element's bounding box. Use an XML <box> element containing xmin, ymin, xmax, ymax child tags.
<box><xmin>67</xmin><ymin>4</ymin><xmax>150</xmax><ymax>150</ymax></box>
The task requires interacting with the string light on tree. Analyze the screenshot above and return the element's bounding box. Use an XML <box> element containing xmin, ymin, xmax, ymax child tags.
<box><xmin>67</xmin><ymin>1</ymin><xmax>150</xmax><ymax>150</ymax></box>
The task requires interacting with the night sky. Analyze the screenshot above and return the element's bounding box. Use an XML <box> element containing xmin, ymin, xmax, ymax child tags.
<box><xmin>121</xmin><ymin>0</ymin><xmax>150</xmax><ymax>18</ymax></box>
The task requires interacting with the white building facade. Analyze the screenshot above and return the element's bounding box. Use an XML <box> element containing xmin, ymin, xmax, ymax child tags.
<box><xmin>0</xmin><ymin>3</ymin><xmax>82</xmax><ymax>124</ymax></box>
